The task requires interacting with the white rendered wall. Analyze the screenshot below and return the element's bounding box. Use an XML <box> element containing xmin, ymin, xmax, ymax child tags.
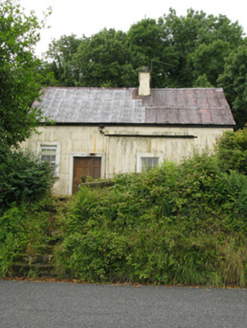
<box><xmin>22</xmin><ymin>125</ymin><xmax>232</xmax><ymax>195</ymax></box>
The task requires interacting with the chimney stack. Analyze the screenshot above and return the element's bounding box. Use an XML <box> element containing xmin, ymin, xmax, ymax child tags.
<box><xmin>138</xmin><ymin>67</ymin><xmax>151</xmax><ymax>96</ymax></box>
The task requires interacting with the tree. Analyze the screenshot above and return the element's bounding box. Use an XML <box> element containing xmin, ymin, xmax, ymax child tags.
<box><xmin>218</xmin><ymin>46</ymin><xmax>247</xmax><ymax>129</ymax></box>
<box><xmin>158</xmin><ymin>9</ymin><xmax>244</xmax><ymax>87</ymax></box>
<box><xmin>0</xmin><ymin>0</ymin><xmax>51</xmax><ymax>148</ymax></box>
<box><xmin>73</xmin><ymin>28</ymin><xmax>137</xmax><ymax>87</ymax></box>
<box><xmin>189</xmin><ymin>40</ymin><xmax>231</xmax><ymax>87</ymax></box>
<box><xmin>44</xmin><ymin>34</ymin><xmax>82</xmax><ymax>86</ymax></box>
<box><xmin>193</xmin><ymin>74</ymin><xmax>213</xmax><ymax>88</ymax></box>
<box><xmin>127</xmin><ymin>18</ymin><xmax>169</xmax><ymax>87</ymax></box>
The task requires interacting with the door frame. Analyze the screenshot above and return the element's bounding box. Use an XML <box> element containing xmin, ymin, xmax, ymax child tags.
<box><xmin>68</xmin><ymin>153</ymin><xmax>105</xmax><ymax>195</ymax></box>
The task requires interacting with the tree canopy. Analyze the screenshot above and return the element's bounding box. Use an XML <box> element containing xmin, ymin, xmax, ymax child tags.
<box><xmin>218</xmin><ymin>45</ymin><xmax>247</xmax><ymax>129</ymax></box>
<box><xmin>73</xmin><ymin>29</ymin><xmax>136</xmax><ymax>87</ymax></box>
<box><xmin>44</xmin><ymin>34</ymin><xmax>81</xmax><ymax>86</ymax></box>
<box><xmin>0</xmin><ymin>0</ymin><xmax>51</xmax><ymax>147</ymax></box>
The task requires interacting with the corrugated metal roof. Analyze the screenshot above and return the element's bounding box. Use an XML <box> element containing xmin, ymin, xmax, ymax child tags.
<box><xmin>33</xmin><ymin>87</ymin><xmax>235</xmax><ymax>126</ymax></box>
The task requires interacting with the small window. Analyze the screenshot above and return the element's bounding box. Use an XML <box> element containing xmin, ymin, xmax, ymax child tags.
<box><xmin>37</xmin><ymin>142</ymin><xmax>60</xmax><ymax>177</ymax></box>
<box><xmin>41</xmin><ymin>146</ymin><xmax>56</xmax><ymax>166</ymax></box>
<box><xmin>141</xmin><ymin>157</ymin><xmax>159</xmax><ymax>171</ymax></box>
<box><xmin>137</xmin><ymin>153</ymin><xmax>163</xmax><ymax>173</ymax></box>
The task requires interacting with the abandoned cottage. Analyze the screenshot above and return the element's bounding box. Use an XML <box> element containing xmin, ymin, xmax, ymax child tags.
<box><xmin>22</xmin><ymin>72</ymin><xmax>235</xmax><ymax>195</ymax></box>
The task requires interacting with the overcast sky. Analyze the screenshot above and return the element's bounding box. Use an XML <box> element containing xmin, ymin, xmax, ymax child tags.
<box><xmin>20</xmin><ymin>0</ymin><xmax>247</xmax><ymax>57</ymax></box>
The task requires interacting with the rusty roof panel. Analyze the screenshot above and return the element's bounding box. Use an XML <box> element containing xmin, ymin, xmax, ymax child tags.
<box><xmin>35</xmin><ymin>87</ymin><xmax>235</xmax><ymax>126</ymax></box>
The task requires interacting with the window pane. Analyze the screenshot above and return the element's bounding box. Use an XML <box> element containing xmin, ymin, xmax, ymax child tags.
<box><xmin>39</xmin><ymin>143</ymin><xmax>60</xmax><ymax>177</ymax></box>
<box><xmin>41</xmin><ymin>148</ymin><xmax>56</xmax><ymax>156</ymax></box>
<box><xmin>41</xmin><ymin>146</ymin><xmax>57</xmax><ymax>169</ymax></box>
<box><xmin>141</xmin><ymin>157</ymin><xmax>159</xmax><ymax>171</ymax></box>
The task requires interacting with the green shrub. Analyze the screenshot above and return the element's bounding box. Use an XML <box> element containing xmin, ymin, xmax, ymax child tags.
<box><xmin>2</xmin><ymin>142</ymin><xmax>246</xmax><ymax>286</ymax></box>
<box><xmin>0</xmin><ymin>206</ymin><xmax>26</xmax><ymax>277</ymax></box>
<box><xmin>0</xmin><ymin>197</ymin><xmax>58</xmax><ymax>277</ymax></box>
<box><xmin>54</xmin><ymin>151</ymin><xmax>247</xmax><ymax>286</ymax></box>
<box><xmin>215</xmin><ymin>126</ymin><xmax>247</xmax><ymax>175</ymax></box>
<box><xmin>0</xmin><ymin>145</ymin><xmax>55</xmax><ymax>214</ymax></box>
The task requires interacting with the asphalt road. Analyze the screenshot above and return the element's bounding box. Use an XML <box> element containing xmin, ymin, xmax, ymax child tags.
<box><xmin>0</xmin><ymin>280</ymin><xmax>247</xmax><ymax>328</ymax></box>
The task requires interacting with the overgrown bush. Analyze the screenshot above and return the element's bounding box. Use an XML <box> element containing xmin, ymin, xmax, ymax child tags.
<box><xmin>2</xmin><ymin>130</ymin><xmax>247</xmax><ymax>286</ymax></box>
<box><xmin>215</xmin><ymin>126</ymin><xmax>247</xmax><ymax>175</ymax></box>
<box><xmin>54</xmin><ymin>151</ymin><xmax>247</xmax><ymax>286</ymax></box>
<box><xmin>0</xmin><ymin>145</ymin><xmax>55</xmax><ymax>214</ymax></box>
<box><xmin>0</xmin><ymin>197</ymin><xmax>58</xmax><ymax>277</ymax></box>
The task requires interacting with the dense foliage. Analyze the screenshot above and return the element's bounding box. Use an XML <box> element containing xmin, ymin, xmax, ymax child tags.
<box><xmin>42</xmin><ymin>8</ymin><xmax>247</xmax><ymax>128</ymax></box>
<box><xmin>215</xmin><ymin>126</ymin><xmax>247</xmax><ymax>175</ymax></box>
<box><xmin>44</xmin><ymin>34</ymin><xmax>81</xmax><ymax>86</ymax></box>
<box><xmin>51</xmin><ymin>133</ymin><xmax>247</xmax><ymax>286</ymax></box>
<box><xmin>1</xmin><ymin>129</ymin><xmax>247</xmax><ymax>285</ymax></box>
<box><xmin>0</xmin><ymin>0</ymin><xmax>52</xmax><ymax>147</ymax></box>
<box><xmin>218</xmin><ymin>46</ymin><xmax>247</xmax><ymax>129</ymax></box>
<box><xmin>0</xmin><ymin>199</ymin><xmax>58</xmax><ymax>277</ymax></box>
<box><xmin>53</xmin><ymin>153</ymin><xmax>247</xmax><ymax>286</ymax></box>
<box><xmin>0</xmin><ymin>145</ymin><xmax>55</xmax><ymax>214</ymax></box>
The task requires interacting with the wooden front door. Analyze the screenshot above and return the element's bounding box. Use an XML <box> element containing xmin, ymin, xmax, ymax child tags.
<box><xmin>72</xmin><ymin>157</ymin><xmax>101</xmax><ymax>193</ymax></box>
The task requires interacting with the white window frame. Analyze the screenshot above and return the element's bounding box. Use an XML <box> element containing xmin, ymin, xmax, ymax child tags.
<box><xmin>37</xmin><ymin>141</ymin><xmax>60</xmax><ymax>177</ymax></box>
<box><xmin>136</xmin><ymin>153</ymin><xmax>164</xmax><ymax>173</ymax></box>
<box><xmin>68</xmin><ymin>153</ymin><xmax>105</xmax><ymax>195</ymax></box>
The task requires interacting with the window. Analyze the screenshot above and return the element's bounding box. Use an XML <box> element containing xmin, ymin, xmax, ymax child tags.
<box><xmin>41</xmin><ymin>146</ymin><xmax>56</xmax><ymax>167</ymax></box>
<box><xmin>141</xmin><ymin>157</ymin><xmax>159</xmax><ymax>171</ymax></box>
<box><xmin>137</xmin><ymin>153</ymin><xmax>163</xmax><ymax>173</ymax></box>
<box><xmin>37</xmin><ymin>142</ymin><xmax>60</xmax><ymax>177</ymax></box>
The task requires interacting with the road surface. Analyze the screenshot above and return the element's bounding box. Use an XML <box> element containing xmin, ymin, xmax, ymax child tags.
<box><xmin>0</xmin><ymin>280</ymin><xmax>247</xmax><ymax>328</ymax></box>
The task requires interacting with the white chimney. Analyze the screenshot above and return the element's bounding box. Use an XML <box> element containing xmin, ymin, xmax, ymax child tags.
<box><xmin>138</xmin><ymin>68</ymin><xmax>151</xmax><ymax>96</ymax></box>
